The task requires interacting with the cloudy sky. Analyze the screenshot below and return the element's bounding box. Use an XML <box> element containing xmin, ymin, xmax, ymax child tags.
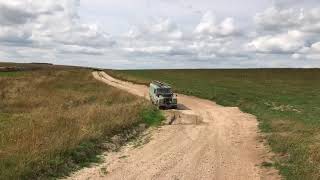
<box><xmin>0</xmin><ymin>0</ymin><xmax>320</xmax><ymax>69</ymax></box>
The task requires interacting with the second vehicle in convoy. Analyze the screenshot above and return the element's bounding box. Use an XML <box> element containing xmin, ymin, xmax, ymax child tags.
<box><xmin>149</xmin><ymin>81</ymin><xmax>178</xmax><ymax>109</ymax></box>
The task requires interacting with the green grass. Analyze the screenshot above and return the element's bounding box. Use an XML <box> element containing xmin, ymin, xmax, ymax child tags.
<box><xmin>140</xmin><ymin>108</ymin><xmax>165</xmax><ymax>126</ymax></box>
<box><xmin>108</xmin><ymin>69</ymin><xmax>320</xmax><ymax>180</ymax></box>
<box><xmin>0</xmin><ymin>68</ymin><xmax>162</xmax><ymax>179</ymax></box>
<box><xmin>0</xmin><ymin>71</ymin><xmax>22</xmax><ymax>77</ymax></box>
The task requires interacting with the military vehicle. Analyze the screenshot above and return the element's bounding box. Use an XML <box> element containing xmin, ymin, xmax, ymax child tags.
<box><xmin>149</xmin><ymin>81</ymin><xmax>177</xmax><ymax>109</ymax></box>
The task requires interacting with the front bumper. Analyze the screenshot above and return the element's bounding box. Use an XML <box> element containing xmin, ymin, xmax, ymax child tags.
<box><xmin>158</xmin><ymin>102</ymin><xmax>177</xmax><ymax>109</ymax></box>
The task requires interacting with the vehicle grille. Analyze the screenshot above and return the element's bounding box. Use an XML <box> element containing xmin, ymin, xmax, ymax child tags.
<box><xmin>164</xmin><ymin>98</ymin><xmax>171</xmax><ymax>104</ymax></box>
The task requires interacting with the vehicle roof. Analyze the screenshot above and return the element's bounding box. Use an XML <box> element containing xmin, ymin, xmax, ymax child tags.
<box><xmin>150</xmin><ymin>81</ymin><xmax>171</xmax><ymax>89</ymax></box>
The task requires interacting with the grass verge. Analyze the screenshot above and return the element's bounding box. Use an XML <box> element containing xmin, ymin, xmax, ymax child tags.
<box><xmin>140</xmin><ymin>107</ymin><xmax>165</xmax><ymax>127</ymax></box>
<box><xmin>108</xmin><ymin>69</ymin><xmax>320</xmax><ymax>180</ymax></box>
<box><xmin>0</xmin><ymin>68</ymin><xmax>162</xmax><ymax>179</ymax></box>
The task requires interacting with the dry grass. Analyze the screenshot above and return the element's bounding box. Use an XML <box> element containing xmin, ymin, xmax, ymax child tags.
<box><xmin>0</xmin><ymin>69</ymin><xmax>153</xmax><ymax>179</ymax></box>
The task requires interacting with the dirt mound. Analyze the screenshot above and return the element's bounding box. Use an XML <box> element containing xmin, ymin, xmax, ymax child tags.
<box><xmin>164</xmin><ymin>110</ymin><xmax>203</xmax><ymax>125</ymax></box>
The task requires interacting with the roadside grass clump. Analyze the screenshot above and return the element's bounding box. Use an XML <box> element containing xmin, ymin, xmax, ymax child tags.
<box><xmin>140</xmin><ymin>107</ymin><xmax>165</xmax><ymax>126</ymax></box>
<box><xmin>108</xmin><ymin>69</ymin><xmax>320</xmax><ymax>180</ymax></box>
<box><xmin>0</xmin><ymin>68</ymin><xmax>160</xmax><ymax>179</ymax></box>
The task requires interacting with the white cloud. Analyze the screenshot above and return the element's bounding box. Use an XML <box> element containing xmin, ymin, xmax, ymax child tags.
<box><xmin>57</xmin><ymin>45</ymin><xmax>105</xmax><ymax>55</ymax></box>
<box><xmin>124</xmin><ymin>46</ymin><xmax>173</xmax><ymax>54</ymax></box>
<box><xmin>148</xmin><ymin>19</ymin><xmax>184</xmax><ymax>39</ymax></box>
<box><xmin>126</xmin><ymin>19</ymin><xmax>184</xmax><ymax>41</ymax></box>
<box><xmin>287</xmin><ymin>41</ymin><xmax>320</xmax><ymax>60</ymax></box>
<box><xmin>301</xmin><ymin>41</ymin><xmax>320</xmax><ymax>59</ymax></box>
<box><xmin>220</xmin><ymin>18</ymin><xmax>237</xmax><ymax>36</ymax></box>
<box><xmin>195</xmin><ymin>11</ymin><xmax>237</xmax><ymax>36</ymax></box>
<box><xmin>306</xmin><ymin>54</ymin><xmax>320</xmax><ymax>60</ymax></box>
<box><xmin>247</xmin><ymin>30</ymin><xmax>306</xmax><ymax>53</ymax></box>
<box><xmin>255</xmin><ymin>6</ymin><xmax>320</xmax><ymax>34</ymax></box>
<box><xmin>0</xmin><ymin>1</ymin><xmax>64</xmax><ymax>26</ymax></box>
<box><xmin>310</xmin><ymin>42</ymin><xmax>320</xmax><ymax>52</ymax></box>
<box><xmin>254</xmin><ymin>6</ymin><xmax>302</xmax><ymax>31</ymax></box>
<box><xmin>50</xmin><ymin>24</ymin><xmax>115</xmax><ymax>47</ymax></box>
<box><xmin>125</xmin><ymin>27</ymin><xmax>141</xmax><ymax>39</ymax></box>
<box><xmin>0</xmin><ymin>0</ymin><xmax>113</xmax><ymax>56</ymax></box>
<box><xmin>249</xmin><ymin>5</ymin><xmax>320</xmax><ymax>62</ymax></box>
<box><xmin>120</xmin><ymin>13</ymin><xmax>245</xmax><ymax>62</ymax></box>
<box><xmin>291</xmin><ymin>53</ymin><xmax>301</xmax><ymax>59</ymax></box>
<box><xmin>0</xmin><ymin>26</ymin><xmax>32</xmax><ymax>44</ymax></box>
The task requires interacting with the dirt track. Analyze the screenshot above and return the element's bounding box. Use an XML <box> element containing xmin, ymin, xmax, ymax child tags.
<box><xmin>66</xmin><ymin>71</ymin><xmax>279</xmax><ymax>180</ymax></box>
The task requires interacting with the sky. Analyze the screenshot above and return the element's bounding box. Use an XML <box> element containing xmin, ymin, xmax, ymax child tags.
<box><xmin>0</xmin><ymin>0</ymin><xmax>320</xmax><ymax>69</ymax></box>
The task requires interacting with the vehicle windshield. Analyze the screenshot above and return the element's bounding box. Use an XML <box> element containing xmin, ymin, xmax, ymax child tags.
<box><xmin>157</xmin><ymin>88</ymin><xmax>172</xmax><ymax>94</ymax></box>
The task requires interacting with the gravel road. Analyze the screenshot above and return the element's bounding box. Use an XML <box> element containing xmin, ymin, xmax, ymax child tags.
<box><xmin>66</xmin><ymin>71</ymin><xmax>280</xmax><ymax>180</ymax></box>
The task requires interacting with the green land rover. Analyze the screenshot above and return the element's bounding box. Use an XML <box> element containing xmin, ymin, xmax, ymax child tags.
<box><xmin>149</xmin><ymin>81</ymin><xmax>178</xmax><ymax>109</ymax></box>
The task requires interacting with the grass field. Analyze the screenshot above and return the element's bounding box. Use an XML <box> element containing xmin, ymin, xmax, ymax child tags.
<box><xmin>0</xmin><ymin>66</ymin><xmax>162</xmax><ymax>179</ymax></box>
<box><xmin>0</xmin><ymin>71</ymin><xmax>23</xmax><ymax>77</ymax></box>
<box><xmin>108</xmin><ymin>69</ymin><xmax>320</xmax><ymax>180</ymax></box>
